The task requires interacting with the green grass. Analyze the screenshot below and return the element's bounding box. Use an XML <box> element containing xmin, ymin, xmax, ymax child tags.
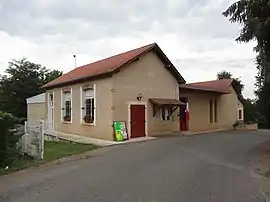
<box><xmin>0</xmin><ymin>141</ymin><xmax>97</xmax><ymax>175</ymax></box>
<box><xmin>44</xmin><ymin>141</ymin><xmax>97</xmax><ymax>161</ymax></box>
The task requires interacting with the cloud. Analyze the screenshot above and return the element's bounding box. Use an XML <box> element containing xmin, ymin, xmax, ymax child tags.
<box><xmin>0</xmin><ymin>0</ymin><xmax>258</xmax><ymax>98</ymax></box>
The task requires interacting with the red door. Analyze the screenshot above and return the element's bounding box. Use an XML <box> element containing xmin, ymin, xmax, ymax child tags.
<box><xmin>130</xmin><ymin>105</ymin><xmax>146</xmax><ymax>138</ymax></box>
<box><xmin>180</xmin><ymin>97</ymin><xmax>188</xmax><ymax>131</ymax></box>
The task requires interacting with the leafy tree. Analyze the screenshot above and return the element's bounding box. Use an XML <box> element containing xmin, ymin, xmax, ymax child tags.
<box><xmin>223</xmin><ymin>0</ymin><xmax>270</xmax><ymax>128</ymax></box>
<box><xmin>217</xmin><ymin>71</ymin><xmax>232</xmax><ymax>80</ymax></box>
<box><xmin>0</xmin><ymin>58</ymin><xmax>62</xmax><ymax>118</ymax></box>
<box><xmin>43</xmin><ymin>69</ymin><xmax>63</xmax><ymax>85</ymax></box>
<box><xmin>242</xmin><ymin>98</ymin><xmax>259</xmax><ymax>123</ymax></box>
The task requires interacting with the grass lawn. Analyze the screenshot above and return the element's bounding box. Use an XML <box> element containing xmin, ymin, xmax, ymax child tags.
<box><xmin>0</xmin><ymin>141</ymin><xmax>97</xmax><ymax>175</ymax></box>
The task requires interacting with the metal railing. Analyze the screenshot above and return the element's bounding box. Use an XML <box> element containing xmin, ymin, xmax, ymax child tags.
<box><xmin>23</xmin><ymin>120</ymin><xmax>44</xmax><ymax>159</ymax></box>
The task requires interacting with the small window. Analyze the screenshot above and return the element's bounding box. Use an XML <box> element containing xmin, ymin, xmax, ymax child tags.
<box><xmin>62</xmin><ymin>90</ymin><xmax>72</xmax><ymax>122</ymax></box>
<box><xmin>238</xmin><ymin>109</ymin><xmax>243</xmax><ymax>120</ymax></box>
<box><xmin>159</xmin><ymin>107</ymin><xmax>171</xmax><ymax>121</ymax></box>
<box><xmin>209</xmin><ymin>100</ymin><xmax>213</xmax><ymax>123</ymax></box>
<box><xmin>81</xmin><ymin>87</ymin><xmax>95</xmax><ymax>124</ymax></box>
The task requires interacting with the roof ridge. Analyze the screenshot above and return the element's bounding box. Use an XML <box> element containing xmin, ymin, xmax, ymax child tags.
<box><xmin>42</xmin><ymin>42</ymin><xmax>162</xmax><ymax>88</ymax></box>
<box><xmin>187</xmin><ymin>78</ymin><xmax>232</xmax><ymax>85</ymax></box>
<box><xmin>71</xmin><ymin>43</ymin><xmax>156</xmax><ymax>71</ymax></box>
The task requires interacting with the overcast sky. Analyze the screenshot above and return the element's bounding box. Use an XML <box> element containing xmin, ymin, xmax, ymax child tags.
<box><xmin>0</xmin><ymin>0</ymin><xmax>257</xmax><ymax>98</ymax></box>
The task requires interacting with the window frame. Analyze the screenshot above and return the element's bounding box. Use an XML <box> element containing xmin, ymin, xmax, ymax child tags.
<box><xmin>157</xmin><ymin>107</ymin><xmax>171</xmax><ymax>122</ymax></box>
<box><xmin>214</xmin><ymin>99</ymin><xmax>218</xmax><ymax>123</ymax></box>
<box><xmin>238</xmin><ymin>108</ymin><xmax>244</xmax><ymax>121</ymax></box>
<box><xmin>80</xmin><ymin>84</ymin><xmax>96</xmax><ymax>126</ymax></box>
<box><xmin>209</xmin><ymin>99</ymin><xmax>213</xmax><ymax>123</ymax></box>
<box><xmin>61</xmin><ymin>88</ymin><xmax>72</xmax><ymax>123</ymax></box>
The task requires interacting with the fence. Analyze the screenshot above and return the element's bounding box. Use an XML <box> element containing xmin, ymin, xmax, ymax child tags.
<box><xmin>23</xmin><ymin>120</ymin><xmax>44</xmax><ymax>160</ymax></box>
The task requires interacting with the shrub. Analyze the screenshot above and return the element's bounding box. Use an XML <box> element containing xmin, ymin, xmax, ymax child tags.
<box><xmin>0</xmin><ymin>111</ymin><xmax>22</xmax><ymax>168</ymax></box>
<box><xmin>233</xmin><ymin>121</ymin><xmax>240</xmax><ymax>129</ymax></box>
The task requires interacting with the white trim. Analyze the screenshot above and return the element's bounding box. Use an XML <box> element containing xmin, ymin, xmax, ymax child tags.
<box><xmin>47</xmin><ymin>91</ymin><xmax>55</xmax><ymax>130</ymax></box>
<box><xmin>70</xmin><ymin>88</ymin><xmax>73</xmax><ymax>123</ymax></box>
<box><xmin>61</xmin><ymin>88</ymin><xmax>72</xmax><ymax>123</ymax></box>
<box><xmin>80</xmin><ymin>86</ymin><xmax>83</xmax><ymax>124</ymax></box>
<box><xmin>128</xmin><ymin>101</ymin><xmax>148</xmax><ymax>139</ymax></box>
<box><xmin>61</xmin><ymin>89</ymin><xmax>63</xmax><ymax>122</ymax></box>
<box><xmin>52</xmin><ymin>91</ymin><xmax>55</xmax><ymax>129</ymax></box>
<box><xmin>80</xmin><ymin>84</ymin><xmax>96</xmax><ymax>126</ymax></box>
<box><xmin>93</xmin><ymin>84</ymin><xmax>96</xmax><ymax>126</ymax></box>
<box><xmin>238</xmin><ymin>108</ymin><xmax>244</xmax><ymax>121</ymax></box>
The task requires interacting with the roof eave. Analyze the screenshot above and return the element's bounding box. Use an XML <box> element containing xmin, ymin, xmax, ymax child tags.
<box><xmin>153</xmin><ymin>45</ymin><xmax>186</xmax><ymax>84</ymax></box>
<box><xmin>42</xmin><ymin>71</ymin><xmax>113</xmax><ymax>90</ymax></box>
<box><xmin>179</xmin><ymin>86</ymin><xmax>229</xmax><ymax>94</ymax></box>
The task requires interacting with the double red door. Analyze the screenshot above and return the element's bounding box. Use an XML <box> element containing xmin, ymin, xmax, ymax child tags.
<box><xmin>130</xmin><ymin>105</ymin><xmax>146</xmax><ymax>138</ymax></box>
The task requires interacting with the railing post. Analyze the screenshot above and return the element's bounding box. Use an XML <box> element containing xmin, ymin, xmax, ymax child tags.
<box><xmin>40</xmin><ymin>120</ymin><xmax>45</xmax><ymax>160</ymax></box>
<box><xmin>24</xmin><ymin>121</ymin><xmax>27</xmax><ymax>134</ymax></box>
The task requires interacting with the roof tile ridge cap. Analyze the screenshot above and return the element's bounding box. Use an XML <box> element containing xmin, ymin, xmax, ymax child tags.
<box><xmin>185</xmin><ymin>79</ymin><xmax>219</xmax><ymax>85</ymax></box>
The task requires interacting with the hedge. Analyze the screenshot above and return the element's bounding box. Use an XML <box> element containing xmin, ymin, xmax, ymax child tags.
<box><xmin>0</xmin><ymin>111</ymin><xmax>22</xmax><ymax>168</ymax></box>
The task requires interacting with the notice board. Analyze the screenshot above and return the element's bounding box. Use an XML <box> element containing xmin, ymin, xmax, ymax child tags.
<box><xmin>113</xmin><ymin>121</ymin><xmax>128</xmax><ymax>142</ymax></box>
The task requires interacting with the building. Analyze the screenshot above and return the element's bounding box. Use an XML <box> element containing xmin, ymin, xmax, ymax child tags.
<box><xmin>26</xmin><ymin>93</ymin><xmax>45</xmax><ymax>122</ymax></box>
<box><xmin>179</xmin><ymin>79</ymin><xmax>244</xmax><ymax>132</ymax></box>
<box><xmin>26</xmin><ymin>43</ymin><xmax>244</xmax><ymax>141</ymax></box>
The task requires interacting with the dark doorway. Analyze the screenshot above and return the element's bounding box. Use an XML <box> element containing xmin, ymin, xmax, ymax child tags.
<box><xmin>179</xmin><ymin>97</ymin><xmax>188</xmax><ymax>131</ymax></box>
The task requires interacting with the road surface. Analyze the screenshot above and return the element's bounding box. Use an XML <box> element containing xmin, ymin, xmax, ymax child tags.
<box><xmin>0</xmin><ymin>131</ymin><xmax>270</xmax><ymax>202</ymax></box>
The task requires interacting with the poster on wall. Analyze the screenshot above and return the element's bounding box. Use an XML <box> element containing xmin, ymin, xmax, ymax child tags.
<box><xmin>113</xmin><ymin>121</ymin><xmax>128</xmax><ymax>142</ymax></box>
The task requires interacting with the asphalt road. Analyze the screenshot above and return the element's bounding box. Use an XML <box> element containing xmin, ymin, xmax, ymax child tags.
<box><xmin>1</xmin><ymin>131</ymin><xmax>270</xmax><ymax>202</ymax></box>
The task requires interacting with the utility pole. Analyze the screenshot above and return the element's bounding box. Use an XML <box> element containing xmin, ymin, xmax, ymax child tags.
<box><xmin>73</xmin><ymin>54</ymin><xmax>76</xmax><ymax>68</ymax></box>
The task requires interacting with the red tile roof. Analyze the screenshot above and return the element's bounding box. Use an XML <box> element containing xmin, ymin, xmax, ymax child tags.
<box><xmin>180</xmin><ymin>79</ymin><xmax>233</xmax><ymax>93</ymax></box>
<box><xmin>42</xmin><ymin>43</ymin><xmax>185</xmax><ymax>89</ymax></box>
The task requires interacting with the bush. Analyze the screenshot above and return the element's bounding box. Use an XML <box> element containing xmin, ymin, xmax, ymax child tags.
<box><xmin>233</xmin><ymin>121</ymin><xmax>240</xmax><ymax>129</ymax></box>
<box><xmin>0</xmin><ymin>111</ymin><xmax>22</xmax><ymax>168</ymax></box>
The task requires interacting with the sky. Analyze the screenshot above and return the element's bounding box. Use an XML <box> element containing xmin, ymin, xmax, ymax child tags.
<box><xmin>0</xmin><ymin>0</ymin><xmax>258</xmax><ymax>98</ymax></box>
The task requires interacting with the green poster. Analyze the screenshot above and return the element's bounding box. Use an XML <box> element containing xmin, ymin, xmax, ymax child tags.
<box><xmin>113</xmin><ymin>121</ymin><xmax>128</xmax><ymax>142</ymax></box>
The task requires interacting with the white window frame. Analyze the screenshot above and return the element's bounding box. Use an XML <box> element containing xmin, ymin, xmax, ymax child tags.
<box><xmin>47</xmin><ymin>91</ymin><xmax>55</xmax><ymax>130</ymax></box>
<box><xmin>238</xmin><ymin>108</ymin><xmax>244</xmax><ymax>121</ymax></box>
<box><xmin>61</xmin><ymin>88</ymin><xmax>72</xmax><ymax>123</ymax></box>
<box><xmin>80</xmin><ymin>84</ymin><xmax>96</xmax><ymax>126</ymax></box>
<box><xmin>157</xmin><ymin>107</ymin><xmax>171</xmax><ymax>122</ymax></box>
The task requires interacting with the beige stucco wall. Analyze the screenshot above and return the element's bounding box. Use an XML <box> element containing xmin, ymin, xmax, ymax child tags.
<box><xmin>219</xmin><ymin>86</ymin><xmax>244</xmax><ymax>127</ymax></box>
<box><xmin>179</xmin><ymin>86</ymin><xmax>244</xmax><ymax>132</ymax></box>
<box><xmin>27</xmin><ymin>103</ymin><xmax>46</xmax><ymax>121</ymax></box>
<box><xmin>179</xmin><ymin>90</ymin><xmax>222</xmax><ymax>132</ymax></box>
<box><xmin>45</xmin><ymin>77</ymin><xmax>114</xmax><ymax>140</ymax></box>
<box><xmin>112</xmin><ymin>51</ymin><xmax>180</xmax><ymax>136</ymax></box>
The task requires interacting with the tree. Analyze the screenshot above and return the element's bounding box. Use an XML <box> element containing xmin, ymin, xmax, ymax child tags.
<box><xmin>223</xmin><ymin>0</ymin><xmax>270</xmax><ymax>128</ymax></box>
<box><xmin>43</xmin><ymin>69</ymin><xmax>63</xmax><ymax>85</ymax></box>
<box><xmin>0</xmin><ymin>58</ymin><xmax>62</xmax><ymax>118</ymax></box>
<box><xmin>217</xmin><ymin>70</ymin><xmax>244</xmax><ymax>100</ymax></box>
<box><xmin>242</xmin><ymin>98</ymin><xmax>259</xmax><ymax>123</ymax></box>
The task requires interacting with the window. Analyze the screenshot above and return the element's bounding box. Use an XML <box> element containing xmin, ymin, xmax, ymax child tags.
<box><xmin>209</xmin><ymin>100</ymin><xmax>213</xmax><ymax>123</ymax></box>
<box><xmin>214</xmin><ymin>99</ymin><xmax>218</xmax><ymax>123</ymax></box>
<box><xmin>62</xmin><ymin>90</ymin><xmax>72</xmax><ymax>122</ymax></box>
<box><xmin>159</xmin><ymin>107</ymin><xmax>171</xmax><ymax>121</ymax></box>
<box><xmin>238</xmin><ymin>109</ymin><xmax>243</xmax><ymax>120</ymax></box>
<box><xmin>81</xmin><ymin>85</ymin><xmax>95</xmax><ymax>124</ymax></box>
